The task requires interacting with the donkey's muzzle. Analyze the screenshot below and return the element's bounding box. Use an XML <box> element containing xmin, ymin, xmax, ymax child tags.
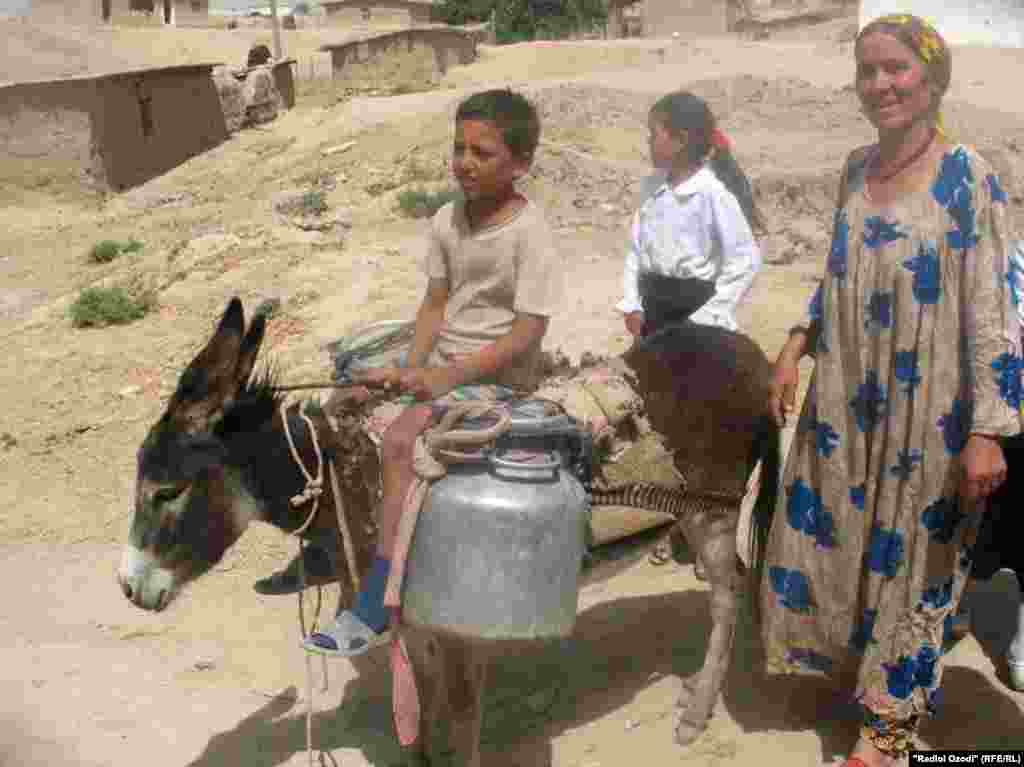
<box><xmin>118</xmin><ymin>545</ymin><xmax>175</xmax><ymax>611</ymax></box>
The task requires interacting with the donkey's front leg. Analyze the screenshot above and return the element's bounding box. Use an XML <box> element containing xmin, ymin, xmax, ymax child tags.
<box><xmin>441</xmin><ymin>636</ymin><xmax>490</xmax><ymax>767</ymax></box>
<box><xmin>400</xmin><ymin>627</ymin><xmax>446</xmax><ymax>766</ymax></box>
<box><xmin>675</xmin><ymin>509</ymin><xmax>741</xmax><ymax>746</ymax></box>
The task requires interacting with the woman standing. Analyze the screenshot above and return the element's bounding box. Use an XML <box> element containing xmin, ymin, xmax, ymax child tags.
<box><xmin>763</xmin><ymin>15</ymin><xmax>1020</xmax><ymax>766</ymax></box>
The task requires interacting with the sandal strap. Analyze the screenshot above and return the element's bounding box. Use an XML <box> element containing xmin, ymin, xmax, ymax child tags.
<box><xmin>304</xmin><ymin>610</ymin><xmax>390</xmax><ymax>657</ymax></box>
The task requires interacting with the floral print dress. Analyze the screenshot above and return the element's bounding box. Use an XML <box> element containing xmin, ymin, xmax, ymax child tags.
<box><xmin>760</xmin><ymin>145</ymin><xmax>1022</xmax><ymax>730</ymax></box>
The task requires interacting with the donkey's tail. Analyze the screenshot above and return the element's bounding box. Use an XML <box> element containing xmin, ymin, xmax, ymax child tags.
<box><xmin>747</xmin><ymin>414</ymin><xmax>781</xmax><ymax>628</ymax></box>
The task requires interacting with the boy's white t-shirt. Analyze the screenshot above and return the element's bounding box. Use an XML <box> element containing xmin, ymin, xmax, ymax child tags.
<box><xmin>421</xmin><ymin>198</ymin><xmax>564</xmax><ymax>392</ymax></box>
<box><xmin>617</xmin><ymin>166</ymin><xmax>761</xmax><ymax>332</ymax></box>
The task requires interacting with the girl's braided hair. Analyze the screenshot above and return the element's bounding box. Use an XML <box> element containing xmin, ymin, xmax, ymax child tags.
<box><xmin>651</xmin><ymin>91</ymin><xmax>764</xmax><ymax>233</ymax></box>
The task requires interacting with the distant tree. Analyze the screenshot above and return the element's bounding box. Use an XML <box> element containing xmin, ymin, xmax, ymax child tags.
<box><xmin>432</xmin><ymin>0</ymin><xmax>492</xmax><ymax>25</ymax></box>
<box><xmin>433</xmin><ymin>0</ymin><xmax>604</xmax><ymax>41</ymax></box>
<box><xmin>292</xmin><ymin>1</ymin><xmax>312</xmax><ymax>14</ymax></box>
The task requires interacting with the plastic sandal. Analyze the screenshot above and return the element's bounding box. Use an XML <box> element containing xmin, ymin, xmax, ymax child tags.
<box><xmin>302</xmin><ymin>610</ymin><xmax>390</xmax><ymax>658</ymax></box>
<box><xmin>649</xmin><ymin>540</ymin><xmax>673</xmax><ymax>566</ymax></box>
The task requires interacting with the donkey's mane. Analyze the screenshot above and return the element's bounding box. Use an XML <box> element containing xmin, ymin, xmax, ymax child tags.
<box><xmin>214</xmin><ymin>366</ymin><xmax>286</xmax><ymax>437</ymax></box>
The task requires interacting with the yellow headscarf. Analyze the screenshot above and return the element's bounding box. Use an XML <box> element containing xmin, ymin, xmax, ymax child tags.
<box><xmin>856</xmin><ymin>14</ymin><xmax>952</xmax><ymax>138</ymax></box>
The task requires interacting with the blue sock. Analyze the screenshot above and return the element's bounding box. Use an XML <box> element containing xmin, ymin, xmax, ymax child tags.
<box><xmin>351</xmin><ymin>556</ymin><xmax>391</xmax><ymax>633</ymax></box>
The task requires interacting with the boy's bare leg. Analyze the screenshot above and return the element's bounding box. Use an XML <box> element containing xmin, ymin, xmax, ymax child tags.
<box><xmin>377</xmin><ymin>403</ymin><xmax>439</xmax><ymax>555</ymax></box>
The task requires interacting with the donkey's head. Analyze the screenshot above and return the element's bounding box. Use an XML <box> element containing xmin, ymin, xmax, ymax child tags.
<box><xmin>118</xmin><ymin>298</ymin><xmax>273</xmax><ymax>611</ymax></box>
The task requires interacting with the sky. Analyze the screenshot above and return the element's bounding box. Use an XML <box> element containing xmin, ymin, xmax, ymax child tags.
<box><xmin>0</xmin><ymin>0</ymin><xmax>31</xmax><ymax>15</ymax></box>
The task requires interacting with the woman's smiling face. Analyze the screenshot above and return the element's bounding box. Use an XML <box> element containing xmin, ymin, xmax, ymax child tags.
<box><xmin>855</xmin><ymin>31</ymin><xmax>935</xmax><ymax>135</ymax></box>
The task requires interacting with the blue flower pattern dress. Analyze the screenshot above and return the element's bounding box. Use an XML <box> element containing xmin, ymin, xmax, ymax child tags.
<box><xmin>761</xmin><ymin>146</ymin><xmax>1022</xmax><ymax>725</ymax></box>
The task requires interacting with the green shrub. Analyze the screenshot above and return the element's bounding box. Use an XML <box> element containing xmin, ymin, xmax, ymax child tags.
<box><xmin>69</xmin><ymin>287</ymin><xmax>154</xmax><ymax>328</ymax></box>
<box><xmin>300</xmin><ymin>190</ymin><xmax>328</xmax><ymax>216</ymax></box>
<box><xmin>280</xmin><ymin>189</ymin><xmax>329</xmax><ymax>217</ymax></box>
<box><xmin>88</xmin><ymin>238</ymin><xmax>144</xmax><ymax>264</ymax></box>
<box><xmin>397</xmin><ymin>187</ymin><xmax>461</xmax><ymax>219</ymax></box>
<box><xmin>89</xmin><ymin>240</ymin><xmax>123</xmax><ymax>264</ymax></box>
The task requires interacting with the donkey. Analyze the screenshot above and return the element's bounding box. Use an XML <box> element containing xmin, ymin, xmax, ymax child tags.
<box><xmin>118</xmin><ymin>296</ymin><xmax>779</xmax><ymax>764</ymax></box>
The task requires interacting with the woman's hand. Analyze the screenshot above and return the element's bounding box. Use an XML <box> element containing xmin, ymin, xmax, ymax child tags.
<box><xmin>960</xmin><ymin>434</ymin><xmax>1007</xmax><ymax>503</ymax></box>
<box><xmin>770</xmin><ymin>330</ymin><xmax>812</xmax><ymax>428</ymax></box>
<box><xmin>769</xmin><ymin>357</ymin><xmax>800</xmax><ymax>428</ymax></box>
<box><xmin>624</xmin><ymin>312</ymin><xmax>645</xmax><ymax>338</ymax></box>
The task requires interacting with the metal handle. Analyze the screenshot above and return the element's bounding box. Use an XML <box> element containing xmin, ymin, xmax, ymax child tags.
<box><xmin>506</xmin><ymin>415</ymin><xmax>576</xmax><ymax>439</ymax></box>
<box><xmin>489</xmin><ymin>451</ymin><xmax>561</xmax><ymax>472</ymax></box>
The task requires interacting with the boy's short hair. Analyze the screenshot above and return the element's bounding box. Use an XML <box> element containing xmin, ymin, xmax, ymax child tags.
<box><xmin>455</xmin><ymin>89</ymin><xmax>541</xmax><ymax>164</ymax></box>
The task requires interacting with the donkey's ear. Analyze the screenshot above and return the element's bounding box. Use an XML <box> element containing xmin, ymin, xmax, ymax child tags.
<box><xmin>196</xmin><ymin>298</ymin><xmax>246</xmax><ymax>383</ymax></box>
<box><xmin>166</xmin><ymin>298</ymin><xmax>247</xmax><ymax>433</ymax></box>
<box><xmin>233</xmin><ymin>311</ymin><xmax>267</xmax><ymax>391</ymax></box>
<box><xmin>216</xmin><ymin>298</ymin><xmax>246</xmax><ymax>343</ymax></box>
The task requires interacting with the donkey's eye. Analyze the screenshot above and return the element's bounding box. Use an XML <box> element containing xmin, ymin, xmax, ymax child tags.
<box><xmin>154</xmin><ymin>485</ymin><xmax>187</xmax><ymax>504</ymax></box>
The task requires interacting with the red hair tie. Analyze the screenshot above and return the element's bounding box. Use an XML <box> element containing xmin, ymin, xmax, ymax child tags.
<box><xmin>711</xmin><ymin>129</ymin><xmax>732</xmax><ymax>151</ymax></box>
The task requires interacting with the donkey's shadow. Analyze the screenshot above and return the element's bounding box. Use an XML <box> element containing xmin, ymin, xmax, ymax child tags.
<box><xmin>182</xmin><ymin>556</ymin><xmax>825</xmax><ymax>767</ymax></box>
<box><xmin>186</xmin><ymin>588</ymin><xmax>718</xmax><ymax>767</ymax></box>
<box><xmin>183</xmin><ymin>651</ymin><xmax>403</xmax><ymax>767</ymax></box>
<box><xmin>184</xmin><ymin>561</ymin><xmax>1024</xmax><ymax>767</ymax></box>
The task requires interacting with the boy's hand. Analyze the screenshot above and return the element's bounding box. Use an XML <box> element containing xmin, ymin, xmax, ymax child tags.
<box><xmin>396</xmin><ymin>367</ymin><xmax>459</xmax><ymax>401</ymax></box>
<box><xmin>354</xmin><ymin>367</ymin><xmax>403</xmax><ymax>391</ymax></box>
<box><xmin>354</xmin><ymin>366</ymin><xmax>459</xmax><ymax>399</ymax></box>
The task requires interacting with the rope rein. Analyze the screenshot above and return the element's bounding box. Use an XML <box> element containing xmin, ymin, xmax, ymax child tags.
<box><xmin>279</xmin><ymin>399</ymin><xmax>361</xmax><ymax>767</ymax></box>
<box><xmin>281</xmin><ymin>402</ymin><xmax>324</xmax><ymax>534</ymax></box>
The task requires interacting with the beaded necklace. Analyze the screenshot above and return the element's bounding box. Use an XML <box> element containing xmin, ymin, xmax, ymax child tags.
<box><xmin>868</xmin><ymin>131</ymin><xmax>936</xmax><ymax>183</ymax></box>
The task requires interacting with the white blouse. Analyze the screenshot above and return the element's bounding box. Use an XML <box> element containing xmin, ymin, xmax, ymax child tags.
<box><xmin>617</xmin><ymin>166</ymin><xmax>761</xmax><ymax>332</ymax></box>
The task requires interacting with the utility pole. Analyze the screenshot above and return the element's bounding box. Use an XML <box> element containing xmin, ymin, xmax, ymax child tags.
<box><xmin>269</xmin><ymin>0</ymin><xmax>284</xmax><ymax>60</ymax></box>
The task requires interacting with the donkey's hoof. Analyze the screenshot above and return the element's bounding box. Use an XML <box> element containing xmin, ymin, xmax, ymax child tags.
<box><xmin>693</xmin><ymin>557</ymin><xmax>708</xmax><ymax>581</ymax></box>
<box><xmin>676</xmin><ymin>675</ymin><xmax>699</xmax><ymax>706</ymax></box>
<box><xmin>674</xmin><ymin>711</ymin><xmax>708</xmax><ymax>746</ymax></box>
<box><xmin>402</xmin><ymin>746</ymin><xmax>432</xmax><ymax>767</ymax></box>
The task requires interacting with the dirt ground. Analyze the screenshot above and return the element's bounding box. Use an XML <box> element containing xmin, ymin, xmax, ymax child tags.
<box><xmin>2</xmin><ymin>10</ymin><xmax>1024</xmax><ymax>767</ymax></box>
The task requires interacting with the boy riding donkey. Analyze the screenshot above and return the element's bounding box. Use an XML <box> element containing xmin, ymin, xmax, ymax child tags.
<box><xmin>258</xmin><ymin>89</ymin><xmax>566</xmax><ymax>656</ymax></box>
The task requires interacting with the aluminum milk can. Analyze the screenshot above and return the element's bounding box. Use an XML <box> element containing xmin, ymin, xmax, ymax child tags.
<box><xmin>400</xmin><ymin>401</ymin><xmax>590</xmax><ymax>640</ymax></box>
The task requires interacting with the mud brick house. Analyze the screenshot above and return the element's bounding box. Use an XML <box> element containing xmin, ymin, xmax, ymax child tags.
<box><xmin>27</xmin><ymin>0</ymin><xmax>211</xmax><ymax>26</ymax></box>
<box><xmin>1</xmin><ymin>63</ymin><xmax>228</xmax><ymax>193</ymax></box>
<box><xmin>320</xmin><ymin>27</ymin><xmax>476</xmax><ymax>87</ymax></box>
<box><xmin>321</xmin><ymin>0</ymin><xmax>436</xmax><ymax>27</ymax></box>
